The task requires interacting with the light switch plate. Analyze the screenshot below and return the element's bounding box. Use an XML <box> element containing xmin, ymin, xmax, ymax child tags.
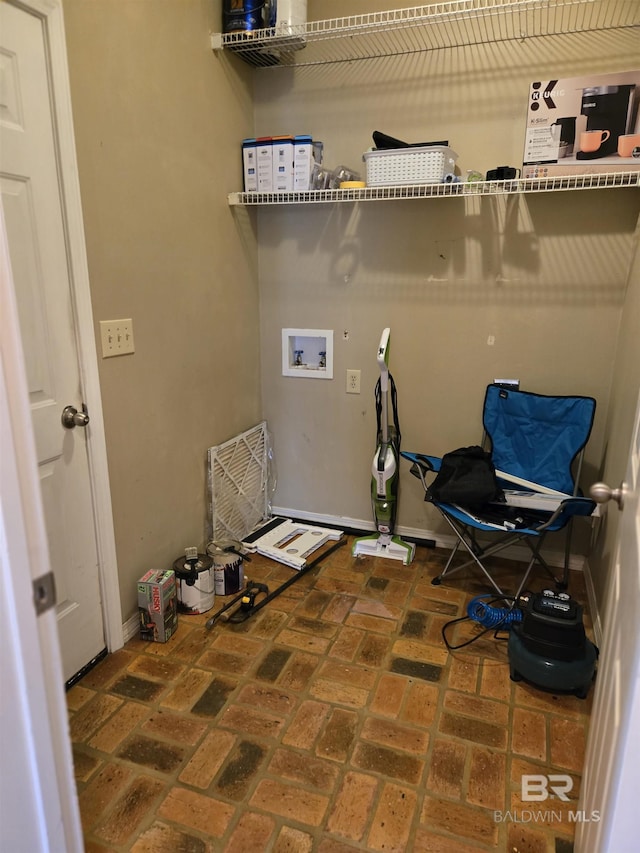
<box><xmin>100</xmin><ymin>319</ymin><xmax>135</xmax><ymax>357</ymax></box>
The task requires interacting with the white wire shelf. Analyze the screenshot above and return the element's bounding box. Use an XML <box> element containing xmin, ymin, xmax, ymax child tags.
<box><xmin>211</xmin><ymin>0</ymin><xmax>639</xmax><ymax>68</ymax></box>
<box><xmin>228</xmin><ymin>172</ymin><xmax>640</xmax><ymax>205</ymax></box>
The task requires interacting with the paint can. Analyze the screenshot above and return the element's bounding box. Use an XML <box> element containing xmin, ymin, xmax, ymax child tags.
<box><xmin>223</xmin><ymin>0</ymin><xmax>266</xmax><ymax>34</ymax></box>
<box><xmin>173</xmin><ymin>553</ymin><xmax>215</xmax><ymax>615</ymax></box>
<box><xmin>206</xmin><ymin>540</ymin><xmax>245</xmax><ymax>595</ymax></box>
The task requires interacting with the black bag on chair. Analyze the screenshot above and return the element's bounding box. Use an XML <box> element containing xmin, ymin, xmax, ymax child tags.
<box><xmin>427</xmin><ymin>446</ymin><xmax>503</xmax><ymax>510</ymax></box>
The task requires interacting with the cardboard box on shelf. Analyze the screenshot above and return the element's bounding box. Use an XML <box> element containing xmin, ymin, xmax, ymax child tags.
<box><xmin>256</xmin><ymin>137</ymin><xmax>274</xmax><ymax>192</ymax></box>
<box><xmin>294</xmin><ymin>134</ymin><xmax>313</xmax><ymax>190</ymax></box>
<box><xmin>242</xmin><ymin>138</ymin><xmax>258</xmax><ymax>192</ymax></box>
<box><xmin>272</xmin><ymin>135</ymin><xmax>294</xmax><ymax>191</ymax></box>
<box><xmin>137</xmin><ymin>569</ymin><xmax>177</xmax><ymax>643</ymax></box>
<box><xmin>522</xmin><ymin>70</ymin><xmax>640</xmax><ymax>178</ymax></box>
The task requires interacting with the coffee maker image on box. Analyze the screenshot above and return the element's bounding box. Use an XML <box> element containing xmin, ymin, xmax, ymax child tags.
<box><xmin>576</xmin><ymin>84</ymin><xmax>638</xmax><ymax>159</ymax></box>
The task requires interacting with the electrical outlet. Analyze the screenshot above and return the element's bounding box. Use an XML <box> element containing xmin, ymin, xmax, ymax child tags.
<box><xmin>346</xmin><ymin>369</ymin><xmax>361</xmax><ymax>394</ymax></box>
<box><xmin>100</xmin><ymin>319</ymin><xmax>135</xmax><ymax>357</ymax></box>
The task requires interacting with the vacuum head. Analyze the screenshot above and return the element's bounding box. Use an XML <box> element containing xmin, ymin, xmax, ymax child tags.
<box><xmin>352</xmin><ymin>532</ymin><xmax>415</xmax><ymax>565</ymax></box>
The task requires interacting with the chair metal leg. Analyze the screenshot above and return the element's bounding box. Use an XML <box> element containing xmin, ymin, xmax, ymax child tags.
<box><xmin>430</xmin><ymin>500</ymin><xmax>579</xmax><ymax>599</ymax></box>
<box><xmin>433</xmin><ymin>512</ymin><xmax>510</xmax><ymax>598</ymax></box>
<box><xmin>432</xmin><ymin>509</ymin><xmax>574</xmax><ymax>600</ymax></box>
<box><xmin>524</xmin><ymin>535</ymin><xmax>564</xmax><ymax>588</ymax></box>
<box><xmin>513</xmin><ymin>556</ymin><xmax>537</xmax><ymax>600</ymax></box>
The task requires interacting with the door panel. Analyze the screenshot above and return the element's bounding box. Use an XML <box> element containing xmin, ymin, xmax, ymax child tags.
<box><xmin>1</xmin><ymin>1</ymin><xmax>105</xmax><ymax>680</ymax></box>
<box><xmin>577</xmin><ymin>388</ymin><xmax>640</xmax><ymax>850</ymax></box>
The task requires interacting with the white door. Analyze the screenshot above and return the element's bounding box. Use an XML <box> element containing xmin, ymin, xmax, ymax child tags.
<box><xmin>1</xmin><ymin>0</ymin><xmax>118</xmax><ymax>681</ymax></box>
<box><xmin>1</xmin><ymin>211</ymin><xmax>83</xmax><ymax>852</ymax></box>
<box><xmin>577</xmin><ymin>388</ymin><xmax>640</xmax><ymax>851</ymax></box>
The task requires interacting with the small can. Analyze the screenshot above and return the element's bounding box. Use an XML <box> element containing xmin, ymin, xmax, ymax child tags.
<box><xmin>223</xmin><ymin>0</ymin><xmax>266</xmax><ymax>34</ymax></box>
<box><xmin>173</xmin><ymin>554</ymin><xmax>215</xmax><ymax>615</ymax></box>
<box><xmin>207</xmin><ymin>540</ymin><xmax>245</xmax><ymax>595</ymax></box>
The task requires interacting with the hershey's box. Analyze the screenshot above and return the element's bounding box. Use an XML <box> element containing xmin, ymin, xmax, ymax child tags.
<box><xmin>138</xmin><ymin>569</ymin><xmax>178</xmax><ymax>642</ymax></box>
<box><xmin>522</xmin><ymin>70</ymin><xmax>640</xmax><ymax>178</ymax></box>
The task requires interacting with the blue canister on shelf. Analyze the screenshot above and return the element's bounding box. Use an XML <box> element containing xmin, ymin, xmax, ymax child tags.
<box><xmin>223</xmin><ymin>0</ymin><xmax>266</xmax><ymax>34</ymax></box>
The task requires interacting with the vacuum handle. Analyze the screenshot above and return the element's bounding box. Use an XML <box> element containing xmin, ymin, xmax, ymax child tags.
<box><xmin>377</xmin><ymin>327</ymin><xmax>391</xmax><ymax>394</ymax></box>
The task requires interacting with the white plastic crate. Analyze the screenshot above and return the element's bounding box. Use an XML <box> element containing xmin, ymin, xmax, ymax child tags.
<box><xmin>364</xmin><ymin>145</ymin><xmax>458</xmax><ymax>186</ymax></box>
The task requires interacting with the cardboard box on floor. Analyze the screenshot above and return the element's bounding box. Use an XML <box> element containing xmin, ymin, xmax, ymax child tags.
<box><xmin>522</xmin><ymin>70</ymin><xmax>640</xmax><ymax>178</ymax></box>
<box><xmin>138</xmin><ymin>569</ymin><xmax>178</xmax><ymax>642</ymax></box>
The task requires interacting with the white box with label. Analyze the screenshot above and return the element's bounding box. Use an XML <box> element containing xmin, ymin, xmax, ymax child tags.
<box><xmin>256</xmin><ymin>137</ymin><xmax>274</xmax><ymax>192</ymax></box>
<box><xmin>272</xmin><ymin>136</ymin><xmax>294</xmax><ymax>191</ymax></box>
<box><xmin>522</xmin><ymin>70</ymin><xmax>640</xmax><ymax>178</ymax></box>
<box><xmin>294</xmin><ymin>135</ymin><xmax>313</xmax><ymax>190</ymax></box>
<box><xmin>242</xmin><ymin>138</ymin><xmax>258</xmax><ymax>192</ymax></box>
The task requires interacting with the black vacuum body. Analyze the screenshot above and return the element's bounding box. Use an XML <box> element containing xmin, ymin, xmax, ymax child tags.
<box><xmin>508</xmin><ymin>590</ymin><xmax>597</xmax><ymax>698</ymax></box>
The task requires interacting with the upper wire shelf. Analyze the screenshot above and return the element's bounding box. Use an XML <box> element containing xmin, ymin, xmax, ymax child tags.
<box><xmin>211</xmin><ymin>0</ymin><xmax>639</xmax><ymax>68</ymax></box>
<box><xmin>227</xmin><ymin>172</ymin><xmax>640</xmax><ymax>206</ymax></box>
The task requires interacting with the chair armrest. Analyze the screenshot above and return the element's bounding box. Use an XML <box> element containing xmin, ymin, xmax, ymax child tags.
<box><xmin>400</xmin><ymin>452</ymin><xmax>441</xmax><ymax>495</ymax></box>
<box><xmin>534</xmin><ymin>497</ymin><xmax>597</xmax><ymax>531</ymax></box>
<box><xmin>400</xmin><ymin>452</ymin><xmax>441</xmax><ymax>473</ymax></box>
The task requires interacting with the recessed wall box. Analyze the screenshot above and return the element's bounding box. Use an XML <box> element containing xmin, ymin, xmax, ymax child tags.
<box><xmin>282</xmin><ymin>328</ymin><xmax>333</xmax><ymax>379</ymax></box>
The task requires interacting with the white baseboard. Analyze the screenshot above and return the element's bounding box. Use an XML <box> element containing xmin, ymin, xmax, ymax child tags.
<box><xmin>581</xmin><ymin>558</ymin><xmax>603</xmax><ymax>647</ymax></box>
<box><xmin>272</xmin><ymin>505</ymin><xmax>587</xmax><ymax>573</ymax></box>
<box><xmin>122</xmin><ymin>613</ymin><xmax>140</xmax><ymax>644</ymax></box>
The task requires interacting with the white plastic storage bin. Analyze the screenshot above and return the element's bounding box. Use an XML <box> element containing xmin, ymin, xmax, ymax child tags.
<box><xmin>364</xmin><ymin>145</ymin><xmax>458</xmax><ymax>186</ymax></box>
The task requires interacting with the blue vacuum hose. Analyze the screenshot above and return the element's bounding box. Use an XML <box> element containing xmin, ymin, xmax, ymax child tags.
<box><xmin>467</xmin><ymin>595</ymin><xmax>522</xmax><ymax>628</ymax></box>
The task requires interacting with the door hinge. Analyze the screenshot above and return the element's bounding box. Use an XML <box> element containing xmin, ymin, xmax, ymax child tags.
<box><xmin>33</xmin><ymin>572</ymin><xmax>57</xmax><ymax>616</ymax></box>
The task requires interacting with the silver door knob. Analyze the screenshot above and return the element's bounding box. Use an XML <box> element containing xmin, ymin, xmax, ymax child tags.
<box><xmin>61</xmin><ymin>405</ymin><xmax>90</xmax><ymax>430</ymax></box>
<box><xmin>590</xmin><ymin>481</ymin><xmax>625</xmax><ymax>510</ymax></box>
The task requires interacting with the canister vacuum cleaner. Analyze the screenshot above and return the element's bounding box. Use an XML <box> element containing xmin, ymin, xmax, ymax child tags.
<box><xmin>352</xmin><ymin>328</ymin><xmax>415</xmax><ymax>565</ymax></box>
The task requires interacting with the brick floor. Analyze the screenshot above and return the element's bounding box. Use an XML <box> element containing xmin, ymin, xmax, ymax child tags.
<box><xmin>68</xmin><ymin>537</ymin><xmax>594</xmax><ymax>851</ymax></box>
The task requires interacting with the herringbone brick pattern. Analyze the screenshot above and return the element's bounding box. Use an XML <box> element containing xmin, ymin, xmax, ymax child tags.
<box><xmin>68</xmin><ymin>538</ymin><xmax>593</xmax><ymax>852</ymax></box>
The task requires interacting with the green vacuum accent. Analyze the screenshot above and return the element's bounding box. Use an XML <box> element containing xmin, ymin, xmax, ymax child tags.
<box><xmin>352</xmin><ymin>328</ymin><xmax>415</xmax><ymax>566</ymax></box>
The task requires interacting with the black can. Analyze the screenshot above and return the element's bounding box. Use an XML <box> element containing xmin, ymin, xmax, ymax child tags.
<box><xmin>223</xmin><ymin>0</ymin><xmax>266</xmax><ymax>34</ymax></box>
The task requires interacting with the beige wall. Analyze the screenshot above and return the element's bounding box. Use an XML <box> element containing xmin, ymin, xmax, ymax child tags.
<box><xmin>255</xmin><ymin>5</ymin><xmax>640</xmax><ymax>570</ymax></box>
<box><xmin>64</xmin><ymin>0</ymin><xmax>261</xmax><ymax>621</ymax></box>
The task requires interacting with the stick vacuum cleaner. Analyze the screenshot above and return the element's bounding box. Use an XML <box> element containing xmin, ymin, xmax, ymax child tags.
<box><xmin>352</xmin><ymin>328</ymin><xmax>415</xmax><ymax>565</ymax></box>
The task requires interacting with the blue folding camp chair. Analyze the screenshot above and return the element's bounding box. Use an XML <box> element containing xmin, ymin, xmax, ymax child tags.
<box><xmin>402</xmin><ymin>385</ymin><xmax>597</xmax><ymax>599</ymax></box>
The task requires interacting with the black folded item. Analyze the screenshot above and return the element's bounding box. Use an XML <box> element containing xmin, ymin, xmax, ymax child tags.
<box><xmin>427</xmin><ymin>445</ymin><xmax>503</xmax><ymax>510</ymax></box>
<box><xmin>372</xmin><ymin>130</ymin><xmax>449</xmax><ymax>150</ymax></box>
